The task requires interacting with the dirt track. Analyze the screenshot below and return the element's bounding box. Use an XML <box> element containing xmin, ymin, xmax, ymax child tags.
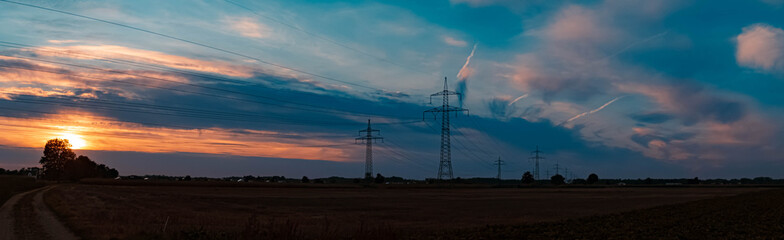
<box><xmin>0</xmin><ymin>186</ymin><xmax>78</xmax><ymax>240</ymax></box>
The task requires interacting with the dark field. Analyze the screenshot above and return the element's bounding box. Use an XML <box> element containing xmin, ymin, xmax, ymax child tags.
<box><xmin>43</xmin><ymin>182</ymin><xmax>768</xmax><ymax>239</ymax></box>
<box><xmin>447</xmin><ymin>188</ymin><xmax>784</xmax><ymax>239</ymax></box>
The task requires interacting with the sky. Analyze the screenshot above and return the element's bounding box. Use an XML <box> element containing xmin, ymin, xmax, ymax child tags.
<box><xmin>1</xmin><ymin>0</ymin><xmax>783</xmax><ymax>179</ymax></box>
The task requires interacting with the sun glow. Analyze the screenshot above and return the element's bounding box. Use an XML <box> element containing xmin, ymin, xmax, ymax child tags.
<box><xmin>58</xmin><ymin>133</ymin><xmax>87</xmax><ymax>149</ymax></box>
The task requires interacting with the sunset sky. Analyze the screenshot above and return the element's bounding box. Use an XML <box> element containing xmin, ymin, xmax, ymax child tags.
<box><xmin>1</xmin><ymin>0</ymin><xmax>783</xmax><ymax>179</ymax></box>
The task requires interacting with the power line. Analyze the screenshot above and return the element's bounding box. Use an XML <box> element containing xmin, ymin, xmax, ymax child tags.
<box><xmin>222</xmin><ymin>0</ymin><xmax>437</xmax><ymax>76</ymax></box>
<box><xmin>0</xmin><ymin>0</ymin><xmax>386</xmax><ymax>91</ymax></box>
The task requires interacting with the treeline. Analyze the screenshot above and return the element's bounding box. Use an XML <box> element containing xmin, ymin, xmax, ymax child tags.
<box><xmin>39</xmin><ymin>138</ymin><xmax>119</xmax><ymax>181</ymax></box>
<box><xmin>0</xmin><ymin>167</ymin><xmax>40</xmax><ymax>176</ymax></box>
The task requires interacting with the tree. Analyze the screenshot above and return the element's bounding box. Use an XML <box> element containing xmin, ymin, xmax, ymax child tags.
<box><xmin>550</xmin><ymin>174</ymin><xmax>565</xmax><ymax>185</ymax></box>
<box><xmin>587</xmin><ymin>173</ymin><xmax>599</xmax><ymax>184</ymax></box>
<box><xmin>184</xmin><ymin>175</ymin><xmax>192</xmax><ymax>181</ymax></box>
<box><xmin>301</xmin><ymin>176</ymin><xmax>310</xmax><ymax>183</ymax></box>
<box><xmin>521</xmin><ymin>171</ymin><xmax>535</xmax><ymax>184</ymax></box>
<box><xmin>64</xmin><ymin>155</ymin><xmax>98</xmax><ymax>180</ymax></box>
<box><xmin>374</xmin><ymin>173</ymin><xmax>385</xmax><ymax>184</ymax></box>
<box><xmin>40</xmin><ymin>138</ymin><xmax>76</xmax><ymax>180</ymax></box>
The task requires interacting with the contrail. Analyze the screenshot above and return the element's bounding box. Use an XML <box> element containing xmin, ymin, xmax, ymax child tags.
<box><xmin>457</xmin><ymin>44</ymin><xmax>477</xmax><ymax>80</ymax></box>
<box><xmin>507</xmin><ymin>93</ymin><xmax>529</xmax><ymax>106</ymax></box>
<box><xmin>602</xmin><ymin>31</ymin><xmax>669</xmax><ymax>60</ymax></box>
<box><xmin>456</xmin><ymin>44</ymin><xmax>477</xmax><ymax>107</ymax></box>
<box><xmin>561</xmin><ymin>96</ymin><xmax>624</xmax><ymax>125</ymax></box>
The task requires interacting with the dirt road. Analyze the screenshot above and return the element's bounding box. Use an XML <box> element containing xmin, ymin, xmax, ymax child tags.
<box><xmin>0</xmin><ymin>186</ymin><xmax>78</xmax><ymax>240</ymax></box>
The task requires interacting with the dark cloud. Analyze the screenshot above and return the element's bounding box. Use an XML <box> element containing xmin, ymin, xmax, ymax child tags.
<box><xmin>631</xmin><ymin>112</ymin><xmax>672</xmax><ymax>124</ymax></box>
<box><xmin>487</xmin><ymin>97</ymin><xmax>511</xmax><ymax>118</ymax></box>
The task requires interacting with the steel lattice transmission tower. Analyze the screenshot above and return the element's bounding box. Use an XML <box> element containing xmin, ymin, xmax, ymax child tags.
<box><xmin>495</xmin><ymin>156</ymin><xmax>505</xmax><ymax>181</ymax></box>
<box><xmin>424</xmin><ymin>77</ymin><xmax>468</xmax><ymax>180</ymax></box>
<box><xmin>356</xmin><ymin>119</ymin><xmax>383</xmax><ymax>179</ymax></box>
<box><xmin>530</xmin><ymin>145</ymin><xmax>545</xmax><ymax>180</ymax></box>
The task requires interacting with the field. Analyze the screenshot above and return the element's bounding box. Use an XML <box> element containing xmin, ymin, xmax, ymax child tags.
<box><xmin>43</xmin><ymin>181</ymin><xmax>768</xmax><ymax>239</ymax></box>
<box><xmin>0</xmin><ymin>175</ymin><xmax>45</xmax><ymax>206</ymax></box>
<box><xmin>445</xmin><ymin>188</ymin><xmax>784</xmax><ymax>239</ymax></box>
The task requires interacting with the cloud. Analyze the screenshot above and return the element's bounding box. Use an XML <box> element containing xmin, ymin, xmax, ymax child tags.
<box><xmin>736</xmin><ymin>24</ymin><xmax>784</xmax><ymax>74</ymax></box>
<box><xmin>224</xmin><ymin>17</ymin><xmax>271</xmax><ymax>39</ymax></box>
<box><xmin>543</xmin><ymin>5</ymin><xmax>621</xmax><ymax>44</ymax></box>
<box><xmin>495</xmin><ymin>0</ymin><xmax>784</xmax><ymax>166</ymax></box>
<box><xmin>27</xmin><ymin>44</ymin><xmax>257</xmax><ymax>78</ymax></box>
<box><xmin>0</xmin><ymin>111</ymin><xmax>358</xmax><ymax>161</ymax></box>
<box><xmin>443</xmin><ymin>36</ymin><xmax>468</xmax><ymax>47</ymax></box>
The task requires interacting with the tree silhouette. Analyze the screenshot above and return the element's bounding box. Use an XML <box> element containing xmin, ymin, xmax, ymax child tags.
<box><xmin>301</xmin><ymin>176</ymin><xmax>310</xmax><ymax>183</ymax></box>
<box><xmin>521</xmin><ymin>171</ymin><xmax>535</xmax><ymax>184</ymax></box>
<box><xmin>550</xmin><ymin>174</ymin><xmax>565</xmax><ymax>185</ymax></box>
<box><xmin>64</xmin><ymin>155</ymin><xmax>98</xmax><ymax>180</ymax></box>
<box><xmin>374</xmin><ymin>173</ymin><xmax>385</xmax><ymax>184</ymax></box>
<box><xmin>587</xmin><ymin>173</ymin><xmax>599</xmax><ymax>184</ymax></box>
<box><xmin>40</xmin><ymin>138</ymin><xmax>76</xmax><ymax>180</ymax></box>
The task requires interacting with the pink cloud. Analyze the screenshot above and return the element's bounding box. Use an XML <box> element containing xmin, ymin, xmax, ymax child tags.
<box><xmin>736</xmin><ymin>24</ymin><xmax>784</xmax><ymax>73</ymax></box>
<box><xmin>443</xmin><ymin>36</ymin><xmax>468</xmax><ymax>47</ymax></box>
<box><xmin>544</xmin><ymin>5</ymin><xmax>621</xmax><ymax>44</ymax></box>
<box><xmin>224</xmin><ymin>17</ymin><xmax>271</xmax><ymax>39</ymax></box>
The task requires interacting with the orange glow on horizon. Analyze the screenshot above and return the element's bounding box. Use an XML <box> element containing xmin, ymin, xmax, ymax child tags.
<box><xmin>0</xmin><ymin>111</ymin><xmax>358</xmax><ymax>162</ymax></box>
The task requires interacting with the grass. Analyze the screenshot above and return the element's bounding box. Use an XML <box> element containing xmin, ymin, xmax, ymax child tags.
<box><xmin>43</xmin><ymin>183</ymin><xmax>763</xmax><ymax>239</ymax></box>
<box><xmin>0</xmin><ymin>175</ymin><xmax>45</xmax><ymax>206</ymax></box>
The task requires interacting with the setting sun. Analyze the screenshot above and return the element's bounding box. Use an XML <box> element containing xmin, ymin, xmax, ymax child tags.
<box><xmin>58</xmin><ymin>133</ymin><xmax>87</xmax><ymax>149</ymax></box>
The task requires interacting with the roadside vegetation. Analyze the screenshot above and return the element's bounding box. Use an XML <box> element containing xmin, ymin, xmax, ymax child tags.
<box><xmin>0</xmin><ymin>176</ymin><xmax>44</xmax><ymax>206</ymax></box>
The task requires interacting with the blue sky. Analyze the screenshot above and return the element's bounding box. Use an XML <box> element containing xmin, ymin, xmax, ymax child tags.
<box><xmin>0</xmin><ymin>0</ymin><xmax>783</xmax><ymax>179</ymax></box>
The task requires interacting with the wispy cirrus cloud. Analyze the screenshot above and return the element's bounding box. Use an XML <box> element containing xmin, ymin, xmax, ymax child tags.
<box><xmin>443</xmin><ymin>36</ymin><xmax>468</xmax><ymax>47</ymax></box>
<box><xmin>223</xmin><ymin>16</ymin><xmax>271</xmax><ymax>39</ymax></box>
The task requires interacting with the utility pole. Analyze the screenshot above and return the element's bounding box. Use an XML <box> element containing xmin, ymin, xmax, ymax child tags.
<box><xmin>554</xmin><ymin>163</ymin><xmax>560</xmax><ymax>176</ymax></box>
<box><xmin>424</xmin><ymin>77</ymin><xmax>468</xmax><ymax>181</ymax></box>
<box><xmin>529</xmin><ymin>145</ymin><xmax>545</xmax><ymax>180</ymax></box>
<box><xmin>494</xmin><ymin>156</ymin><xmax>505</xmax><ymax>181</ymax></box>
<box><xmin>355</xmin><ymin>119</ymin><xmax>383</xmax><ymax>179</ymax></box>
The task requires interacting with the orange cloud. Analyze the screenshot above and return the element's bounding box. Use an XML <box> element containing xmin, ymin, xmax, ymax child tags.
<box><xmin>0</xmin><ymin>111</ymin><xmax>357</xmax><ymax>162</ymax></box>
<box><xmin>25</xmin><ymin>45</ymin><xmax>257</xmax><ymax>78</ymax></box>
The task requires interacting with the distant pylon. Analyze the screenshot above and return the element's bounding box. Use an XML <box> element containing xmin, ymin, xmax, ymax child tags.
<box><xmin>530</xmin><ymin>145</ymin><xmax>545</xmax><ymax>180</ymax></box>
<box><xmin>355</xmin><ymin>119</ymin><xmax>383</xmax><ymax>179</ymax></box>
<box><xmin>424</xmin><ymin>77</ymin><xmax>468</xmax><ymax>180</ymax></box>
<box><xmin>495</xmin><ymin>156</ymin><xmax>505</xmax><ymax>181</ymax></box>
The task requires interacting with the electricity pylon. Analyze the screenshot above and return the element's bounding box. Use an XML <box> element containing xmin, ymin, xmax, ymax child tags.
<box><xmin>495</xmin><ymin>156</ymin><xmax>505</xmax><ymax>181</ymax></box>
<box><xmin>356</xmin><ymin>119</ymin><xmax>383</xmax><ymax>179</ymax></box>
<box><xmin>530</xmin><ymin>145</ymin><xmax>545</xmax><ymax>180</ymax></box>
<box><xmin>424</xmin><ymin>77</ymin><xmax>468</xmax><ymax>180</ymax></box>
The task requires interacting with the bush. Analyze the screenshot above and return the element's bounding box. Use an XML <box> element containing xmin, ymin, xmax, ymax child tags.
<box><xmin>551</xmin><ymin>174</ymin><xmax>565</xmax><ymax>185</ymax></box>
<box><xmin>521</xmin><ymin>171</ymin><xmax>535</xmax><ymax>184</ymax></box>
<box><xmin>374</xmin><ymin>174</ymin><xmax>385</xmax><ymax>184</ymax></box>
<box><xmin>587</xmin><ymin>173</ymin><xmax>599</xmax><ymax>184</ymax></box>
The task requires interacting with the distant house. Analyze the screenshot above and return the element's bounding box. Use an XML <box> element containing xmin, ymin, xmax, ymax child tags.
<box><xmin>27</xmin><ymin>167</ymin><xmax>41</xmax><ymax>179</ymax></box>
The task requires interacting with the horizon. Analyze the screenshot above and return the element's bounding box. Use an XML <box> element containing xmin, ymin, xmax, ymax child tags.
<box><xmin>2</xmin><ymin>0</ymin><xmax>784</xmax><ymax>180</ymax></box>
